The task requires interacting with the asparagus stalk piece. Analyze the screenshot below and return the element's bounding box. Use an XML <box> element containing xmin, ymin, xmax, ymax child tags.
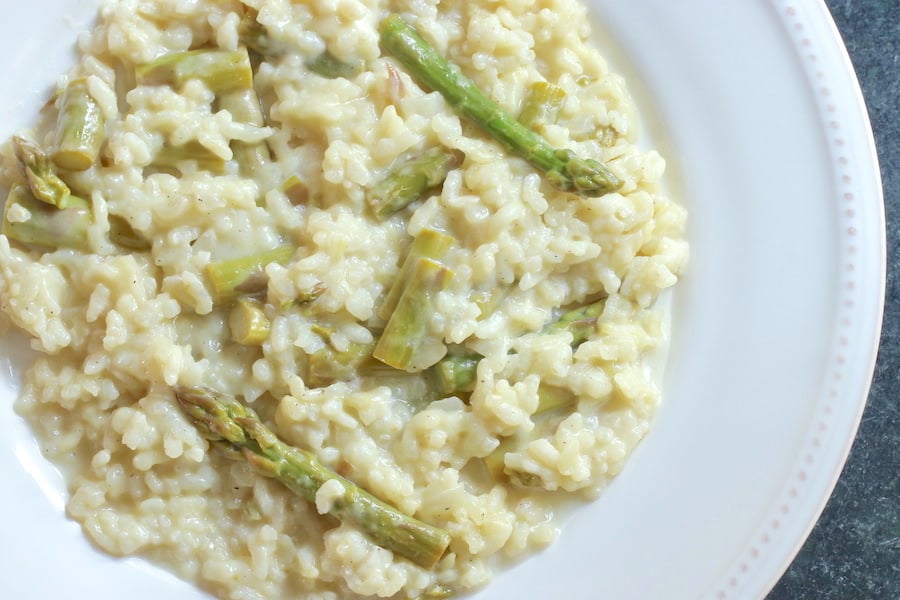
<box><xmin>306</xmin><ymin>340</ymin><xmax>375</xmax><ymax>387</ymax></box>
<box><xmin>108</xmin><ymin>215</ymin><xmax>151</xmax><ymax>250</ymax></box>
<box><xmin>219</xmin><ymin>87</ymin><xmax>271</xmax><ymax>175</ymax></box>
<box><xmin>432</xmin><ymin>354</ymin><xmax>479</xmax><ymax>395</ymax></box>
<box><xmin>431</xmin><ymin>298</ymin><xmax>607</xmax><ymax>395</ymax></box>
<box><xmin>229</xmin><ymin>297</ymin><xmax>270</xmax><ymax>345</ymax></box>
<box><xmin>518</xmin><ymin>81</ymin><xmax>566</xmax><ymax>131</ymax></box>
<box><xmin>174</xmin><ymin>385</ymin><xmax>451</xmax><ymax>568</ymax></box>
<box><xmin>2</xmin><ymin>184</ymin><xmax>91</xmax><ymax>251</ymax></box>
<box><xmin>543</xmin><ymin>299</ymin><xmax>606</xmax><ymax>344</ymax></box>
<box><xmin>418</xmin><ymin>585</ymin><xmax>455</xmax><ymax>599</ymax></box>
<box><xmin>378</xmin><ymin>15</ymin><xmax>620</xmax><ymax>196</ymax></box>
<box><xmin>308</xmin><ymin>49</ymin><xmax>364</xmax><ymax>79</ymax></box>
<box><xmin>373</xmin><ymin>257</ymin><xmax>453</xmax><ymax>372</ymax></box>
<box><xmin>205</xmin><ymin>244</ymin><xmax>294</xmax><ymax>305</ymax></box>
<box><xmin>52</xmin><ymin>77</ymin><xmax>106</xmax><ymax>171</ymax></box>
<box><xmin>368</xmin><ymin>147</ymin><xmax>461</xmax><ymax>220</ymax></box>
<box><xmin>238</xmin><ymin>10</ymin><xmax>284</xmax><ymax>58</ymax></box>
<box><xmin>11</xmin><ymin>136</ymin><xmax>76</xmax><ymax>209</ymax></box>
<box><xmin>153</xmin><ymin>140</ymin><xmax>228</xmax><ymax>173</ymax></box>
<box><xmin>378</xmin><ymin>228</ymin><xmax>456</xmax><ymax>321</ymax></box>
<box><xmin>137</xmin><ymin>48</ymin><xmax>254</xmax><ymax>94</ymax></box>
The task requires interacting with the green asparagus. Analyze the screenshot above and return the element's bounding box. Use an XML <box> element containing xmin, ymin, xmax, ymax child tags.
<box><xmin>219</xmin><ymin>87</ymin><xmax>271</xmax><ymax>175</ymax></box>
<box><xmin>52</xmin><ymin>77</ymin><xmax>106</xmax><ymax>172</ymax></box>
<box><xmin>378</xmin><ymin>15</ymin><xmax>620</xmax><ymax>196</ymax></box>
<box><xmin>11</xmin><ymin>136</ymin><xmax>76</xmax><ymax>209</ymax></box>
<box><xmin>306</xmin><ymin>339</ymin><xmax>375</xmax><ymax>387</ymax></box>
<box><xmin>174</xmin><ymin>385</ymin><xmax>451</xmax><ymax>568</ymax></box>
<box><xmin>229</xmin><ymin>297</ymin><xmax>270</xmax><ymax>345</ymax></box>
<box><xmin>378</xmin><ymin>228</ymin><xmax>456</xmax><ymax>321</ymax></box>
<box><xmin>431</xmin><ymin>298</ymin><xmax>607</xmax><ymax>396</ymax></box>
<box><xmin>431</xmin><ymin>353</ymin><xmax>479</xmax><ymax>395</ymax></box>
<box><xmin>137</xmin><ymin>48</ymin><xmax>254</xmax><ymax>94</ymax></box>
<box><xmin>308</xmin><ymin>49</ymin><xmax>364</xmax><ymax>79</ymax></box>
<box><xmin>108</xmin><ymin>215</ymin><xmax>151</xmax><ymax>250</ymax></box>
<box><xmin>417</xmin><ymin>585</ymin><xmax>456</xmax><ymax>599</ymax></box>
<box><xmin>205</xmin><ymin>244</ymin><xmax>294</xmax><ymax>305</ymax></box>
<box><xmin>517</xmin><ymin>81</ymin><xmax>566</xmax><ymax>131</ymax></box>
<box><xmin>152</xmin><ymin>140</ymin><xmax>228</xmax><ymax>174</ymax></box>
<box><xmin>368</xmin><ymin>147</ymin><xmax>461</xmax><ymax>220</ymax></box>
<box><xmin>238</xmin><ymin>10</ymin><xmax>284</xmax><ymax>58</ymax></box>
<box><xmin>373</xmin><ymin>257</ymin><xmax>454</xmax><ymax>372</ymax></box>
<box><xmin>2</xmin><ymin>184</ymin><xmax>91</xmax><ymax>251</ymax></box>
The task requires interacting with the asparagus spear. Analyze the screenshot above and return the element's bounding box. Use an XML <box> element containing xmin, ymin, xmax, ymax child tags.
<box><xmin>373</xmin><ymin>257</ymin><xmax>454</xmax><ymax>372</ymax></box>
<box><xmin>174</xmin><ymin>385</ymin><xmax>451</xmax><ymax>568</ymax></box>
<box><xmin>431</xmin><ymin>298</ymin><xmax>607</xmax><ymax>395</ymax></box>
<box><xmin>152</xmin><ymin>140</ymin><xmax>228</xmax><ymax>174</ymax></box>
<box><xmin>2</xmin><ymin>184</ymin><xmax>91</xmax><ymax>251</ymax></box>
<box><xmin>306</xmin><ymin>340</ymin><xmax>374</xmax><ymax>387</ymax></box>
<box><xmin>368</xmin><ymin>147</ymin><xmax>461</xmax><ymax>220</ymax></box>
<box><xmin>431</xmin><ymin>354</ymin><xmax>479</xmax><ymax>395</ymax></box>
<box><xmin>229</xmin><ymin>297</ymin><xmax>270</xmax><ymax>345</ymax></box>
<box><xmin>418</xmin><ymin>585</ymin><xmax>455</xmax><ymax>599</ymax></box>
<box><xmin>238</xmin><ymin>10</ymin><xmax>285</xmax><ymax>58</ymax></box>
<box><xmin>52</xmin><ymin>77</ymin><xmax>106</xmax><ymax>172</ymax></box>
<box><xmin>205</xmin><ymin>244</ymin><xmax>294</xmax><ymax>305</ymax></box>
<box><xmin>542</xmin><ymin>298</ymin><xmax>607</xmax><ymax>344</ymax></box>
<box><xmin>378</xmin><ymin>228</ymin><xmax>456</xmax><ymax>321</ymax></box>
<box><xmin>137</xmin><ymin>48</ymin><xmax>254</xmax><ymax>94</ymax></box>
<box><xmin>219</xmin><ymin>87</ymin><xmax>271</xmax><ymax>175</ymax></box>
<box><xmin>11</xmin><ymin>136</ymin><xmax>76</xmax><ymax>209</ymax></box>
<box><xmin>108</xmin><ymin>215</ymin><xmax>151</xmax><ymax>250</ymax></box>
<box><xmin>308</xmin><ymin>49</ymin><xmax>364</xmax><ymax>79</ymax></box>
<box><xmin>378</xmin><ymin>15</ymin><xmax>620</xmax><ymax>196</ymax></box>
<box><xmin>517</xmin><ymin>81</ymin><xmax>566</xmax><ymax>131</ymax></box>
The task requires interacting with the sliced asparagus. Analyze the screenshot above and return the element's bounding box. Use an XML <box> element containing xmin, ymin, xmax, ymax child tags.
<box><xmin>306</xmin><ymin>340</ymin><xmax>374</xmax><ymax>387</ymax></box>
<box><xmin>431</xmin><ymin>354</ymin><xmax>479</xmax><ymax>395</ymax></box>
<box><xmin>137</xmin><ymin>48</ymin><xmax>254</xmax><ymax>94</ymax></box>
<box><xmin>518</xmin><ymin>81</ymin><xmax>566</xmax><ymax>131</ymax></box>
<box><xmin>152</xmin><ymin>140</ymin><xmax>228</xmax><ymax>173</ymax></box>
<box><xmin>373</xmin><ymin>257</ymin><xmax>454</xmax><ymax>372</ymax></box>
<box><xmin>219</xmin><ymin>87</ymin><xmax>271</xmax><ymax>176</ymax></box>
<box><xmin>174</xmin><ymin>385</ymin><xmax>451</xmax><ymax>568</ymax></box>
<box><xmin>378</xmin><ymin>228</ymin><xmax>456</xmax><ymax>321</ymax></box>
<box><xmin>52</xmin><ymin>77</ymin><xmax>106</xmax><ymax>172</ymax></box>
<box><xmin>11</xmin><ymin>136</ymin><xmax>76</xmax><ymax>208</ymax></box>
<box><xmin>432</xmin><ymin>299</ymin><xmax>607</xmax><ymax>395</ymax></box>
<box><xmin>378</xmin><ymin>15</ymin><xmax>620</xmax><ymax>196</ymax></box>
<box><xmin>238</xmin><ymin>10</ymin><xmax>281</xmax><ymax>57</ymax></box>
<box><xmin>2</xmin><ymin>184</ymin><xmax>91</xmax><ymax>251</ymax></box>
<box><xmin>229</xmin><ymin>297</ymin><xmax>270</xmax><ymax>345</ymax></box>
<box><xmin>368</xmin><ymin>147</ymin><xmax>460</xmax><ymax>220</ymax></box>
<box><xmin>108</xmin><ymin>215</ymin><xmax>151</xmax><ymax>251</ymax></box>
<box><xmin>308</xmin><ymin>49</ymin><xmax>364</xmax><ymax>79</ymax></box>
<box><xmin>205</xmin><ymin>244</ymin><xmax>294</xmax><ymax>305</ymax></box>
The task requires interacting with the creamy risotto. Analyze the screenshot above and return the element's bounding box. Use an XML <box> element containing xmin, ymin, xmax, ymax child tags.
<box><xmin>0</xmin><ymin>0</ymin><xmax>688</xmax><ymax>598</ymax></box>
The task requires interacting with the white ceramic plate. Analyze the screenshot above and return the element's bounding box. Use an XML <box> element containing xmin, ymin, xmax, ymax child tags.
<box><xmin>0</xmin><ymin>1</ymin><xmax>884</xmax><ymax>599</ymax></box>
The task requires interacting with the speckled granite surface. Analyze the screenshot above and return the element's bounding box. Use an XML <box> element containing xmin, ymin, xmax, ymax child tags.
<box><xmin>767</xmin><ymin>1</ymin><xmax>899</xmax><ymax>598</ymax></box>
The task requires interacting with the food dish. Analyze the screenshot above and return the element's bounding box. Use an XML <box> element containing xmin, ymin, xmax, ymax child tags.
<box><xmin>0</xmin><ymin>1</ymin><xmax>883</xmax><ymax>599</ymax></box>
<box><xmin>0</xmin><ymin>0</ymin><xmax>686</xmax><ymax>598</ymax></box>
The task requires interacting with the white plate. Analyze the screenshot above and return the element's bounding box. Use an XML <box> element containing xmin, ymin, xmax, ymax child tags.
<box><xmin>0</xmin><ymin>1</ymin><xmax>884</xmax><ymax>599</ymax></box>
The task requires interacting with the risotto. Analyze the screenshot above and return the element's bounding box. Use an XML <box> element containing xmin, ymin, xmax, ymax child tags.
<box><xmin>0</xmin><ymin>0</ymin><xmax>688</xmax><ymax>598</ymax></box>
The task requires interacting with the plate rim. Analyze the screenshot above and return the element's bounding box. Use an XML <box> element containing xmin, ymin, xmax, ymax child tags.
<box><xmin>718</xmin><ymin>1</ymin><xmax>886</xmax><ymax>597</ymax></box>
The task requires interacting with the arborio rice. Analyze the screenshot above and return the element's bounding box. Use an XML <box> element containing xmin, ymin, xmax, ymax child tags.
<box><xmin>0</xmin><ymin>0</ymin><xmax>687</xmax><ymax>598</ymax></box>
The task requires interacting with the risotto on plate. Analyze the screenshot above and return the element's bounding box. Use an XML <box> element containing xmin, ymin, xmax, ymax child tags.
<box><xmin>0</xmin><ymin>0</ymin><xmax>688</xmax><ymax>598</ymax></box>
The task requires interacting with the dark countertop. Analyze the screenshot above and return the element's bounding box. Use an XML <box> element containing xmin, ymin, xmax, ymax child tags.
<box><xmin>768</xmin><ymin>1</ymin><xmax>899</xmax><ymax>598</ymax></box>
